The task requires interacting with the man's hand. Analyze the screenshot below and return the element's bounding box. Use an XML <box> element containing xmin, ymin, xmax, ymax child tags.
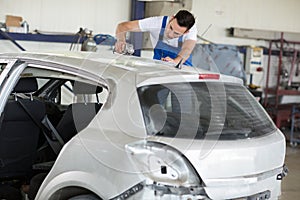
<box><xmin>162</xmin><ymin>56</ymin><xmax>176</xmax><ymax>63</ymax></box>
<box><xmin>162</xmin><ymin>56</ymin><xmax>183</xmax><ymax>64</ymax></box>
<box><xmin>114</xmin><ymin>40</ymin><xmax>126</xmax><ymax>54</ymax></box>
<box><xmin>115</xmin><ymin>20</ymin><xmax>140</xmax><ymax>54</ymax></box>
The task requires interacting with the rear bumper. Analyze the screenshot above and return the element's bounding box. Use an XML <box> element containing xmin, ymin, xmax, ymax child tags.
<box><xmin>204</xmin><ymin>166</ymin><xmax>286</xmax><ymax>200</ymax></box>
<box><xmin>124</xmin><ymin>178</ymin><xmax>279</xmax><ymax>200</ymax></box>
<box><xmin>117</xmin><ymin>166</ymin><xmax>286</xmax><ymax>200</ymax></box>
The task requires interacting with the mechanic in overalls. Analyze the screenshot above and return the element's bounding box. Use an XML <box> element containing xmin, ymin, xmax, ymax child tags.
<box><xmin>115</xmin><ymin>10</ymin><xmax>197</xmax><ymax>66</ymax></box>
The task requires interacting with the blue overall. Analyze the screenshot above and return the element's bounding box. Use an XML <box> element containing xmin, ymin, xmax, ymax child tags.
<box><xmin>153</xmin><ymin>16</ymin><xmax>193</xmax><ymax>66</ymax></box>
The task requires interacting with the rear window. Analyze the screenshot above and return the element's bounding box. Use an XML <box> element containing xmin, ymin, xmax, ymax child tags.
<box><xmin>137</xmin><ymin>82</ymin><xmax>276</xmax><ymax>140</ymax></box>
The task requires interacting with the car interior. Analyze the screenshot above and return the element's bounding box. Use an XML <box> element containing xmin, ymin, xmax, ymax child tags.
<box><xmin>0</xmin><ymin>66</ymin><xmax>108</xmax><ymax>199</ymax></box>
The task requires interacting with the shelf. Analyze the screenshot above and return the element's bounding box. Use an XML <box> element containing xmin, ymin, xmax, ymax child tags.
<box><xmin>0</xmin><ymin>32</ymin><xmax>83</xmax><ymax>43</ymax></box>
<box><xmin>0</xmin><ymin>32</ymin><xmax>115</xmax><ymax>45</ymax></box>
<box><xmin>263</xmin><ymin>33</ymin><xmax>300</xmax><ymax>128</ymax></box>
<box><xmin>265</xmin><ymin>88</ymin><xmax>300</xmax><ymax>95</ymax></box>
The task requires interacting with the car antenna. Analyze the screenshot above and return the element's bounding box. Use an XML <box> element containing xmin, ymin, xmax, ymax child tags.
<box><xmin>175</xmin><ymin>58</ymin><xmax>183</xmax><ymax>69</ymax></box>
<box><xmin>197</xmin><ymin>23</ymin><xmax>215</xmax><ymax>44</ymax></box>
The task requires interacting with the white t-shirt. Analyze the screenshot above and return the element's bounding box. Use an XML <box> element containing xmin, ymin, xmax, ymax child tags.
<box><xmin>138</xmin><ymin>16</ymin><xmax>197</xmax><ymax>48</ymax></box>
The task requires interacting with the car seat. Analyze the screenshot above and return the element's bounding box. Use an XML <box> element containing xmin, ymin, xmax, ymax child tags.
<box><xmin>0</xmin><ymin>77</ymin><xmax>45</xmax><ymax>180</ymax></box>
<box><xmin>56</xmin><ymin>82</ymin><xmax>103</xmax><ymax>143</ymax></box>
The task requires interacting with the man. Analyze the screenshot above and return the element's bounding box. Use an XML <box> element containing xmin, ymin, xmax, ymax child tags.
<box><xmin>115</xmin><ymin>10</ymin><xmax>197</xmax><ymax>66</ymax></box>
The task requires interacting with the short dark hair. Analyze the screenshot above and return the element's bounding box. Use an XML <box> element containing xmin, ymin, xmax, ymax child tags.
<box><xmin>174</xmin><ymin>10</ymin><xmax>195</xmax><ymax>31</ymax></box>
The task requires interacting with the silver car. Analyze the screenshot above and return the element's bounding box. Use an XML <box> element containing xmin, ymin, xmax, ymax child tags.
<box><xmin>0</xmin><ymin>52</ymin><xmax>286</xmax><ymax>200</ymax></box>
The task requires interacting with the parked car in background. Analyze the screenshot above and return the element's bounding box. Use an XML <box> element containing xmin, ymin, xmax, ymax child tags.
<box><xmin>0</xmin><ymin>52</ymin><xmax>287</xmax><ymax>200</ymax></box>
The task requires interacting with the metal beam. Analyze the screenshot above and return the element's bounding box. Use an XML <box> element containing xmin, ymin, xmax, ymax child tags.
<box><xmin>229</xmin><ymin>27</ymin><xmax>300</xmax><ymax>41</ymax></box>
<box><xmin>130</xmin><ymin>0</ymin><xmax>145</xmax><ymax>56</ymax></box>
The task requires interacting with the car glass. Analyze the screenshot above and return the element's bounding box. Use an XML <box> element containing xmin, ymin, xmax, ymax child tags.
<box><xmin>0</xmin><ymin>63</ymin><xmax>6</xmax><ymax>75</ymax></box>
<box><xmin>137</xmin><ymin>82</ymin><xmax>276</xmax><ymax>140</ymax></box>
<box><xmin>61</xmin><ymin>81</ymin><xmax>74</xmax><ymax>105</ymax></box>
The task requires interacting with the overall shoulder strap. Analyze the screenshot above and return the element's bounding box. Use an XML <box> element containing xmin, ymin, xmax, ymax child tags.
<box><xmin>178</xmin><ymin>35</ymin><xmax>183</xmax><ymax>48</ymax></box>
<box><xmin>159</xmin><ymin>16</ymin><xmax>168</xmax><ymax>40</ymax></box>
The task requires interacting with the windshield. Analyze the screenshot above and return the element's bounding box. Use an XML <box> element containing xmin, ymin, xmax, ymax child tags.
<box><xmin>137</xmin><ymin>82</ymin><xmax>276</xmax><ymax>140</ymax></box>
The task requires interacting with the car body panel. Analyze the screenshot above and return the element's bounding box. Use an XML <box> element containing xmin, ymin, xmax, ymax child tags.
<box><xmin>36</xmin><ymin>134</ymin><xmax>143</xmax><ymax>200</ymax></box>
<box><xmin>0</xmin><ymin>60</ymin><xmax>27</xmax><ymax>114</ymax></box>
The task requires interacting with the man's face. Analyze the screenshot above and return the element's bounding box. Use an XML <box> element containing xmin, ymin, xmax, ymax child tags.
<box><xmin>165</xmin><ymin>17</ymin><xmax>188</xmax><ymax>39</ymax></box>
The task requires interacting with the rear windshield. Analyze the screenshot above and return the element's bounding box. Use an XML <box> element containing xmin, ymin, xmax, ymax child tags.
<box><xmin>137</xmin><ymin>82</ymin><xmax>276</xmax><ymax>140</ymax></box>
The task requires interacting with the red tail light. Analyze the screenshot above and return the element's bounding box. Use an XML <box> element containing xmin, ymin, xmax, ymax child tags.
<box><xmin>199</xmin><ymin>74</ymin><xmax>220</xmax><ymax>80</ymax></box>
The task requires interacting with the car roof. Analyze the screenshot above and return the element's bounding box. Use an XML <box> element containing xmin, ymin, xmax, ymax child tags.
<box><xmin>0</xmin><ymin>51</ymin><xmax>243</xmax><ymax>86</ymax></box>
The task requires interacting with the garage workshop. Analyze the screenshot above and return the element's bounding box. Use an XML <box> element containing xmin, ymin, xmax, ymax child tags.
<box><xmin>0</xmin><ymin>0</ymin><xmax>299</xmax><ymax>200</ymax></box>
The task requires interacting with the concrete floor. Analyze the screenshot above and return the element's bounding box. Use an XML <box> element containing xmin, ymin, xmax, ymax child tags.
<box><xmin>280</xmin><ymin>144</ymin><xmax>300</xmax><ymax>200</ymax></box>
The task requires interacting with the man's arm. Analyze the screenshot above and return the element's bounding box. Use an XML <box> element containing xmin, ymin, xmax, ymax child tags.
<box><xmin>115</xmin><ymin>20</ymin><xmax>140</xmax><ymax>53</ymax></box>
<box><xmin>162</xmin><ymin>39</ymin><xmax>196</xmax><ymax>64</ymax></box>
<box><xmin>177</xmin><ymin>39</ymin><xmax>197</xmax><ymax>63</ymax></box>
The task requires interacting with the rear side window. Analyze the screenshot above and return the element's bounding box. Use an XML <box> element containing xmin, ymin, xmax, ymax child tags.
<box><xmin>0</xmin><ymin>63</ymin><xmax>7</xmax><ymax>75</ymax></box>
<box><xmin>138</xmin><ymin>82</ymin><xmax>276</xmax><ymax>140</ymax></box>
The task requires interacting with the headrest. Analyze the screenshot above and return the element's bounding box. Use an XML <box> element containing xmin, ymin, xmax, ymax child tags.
<box><xmin>73</xmin><ymin>82</ymin><xmax>103</xmax><ymax>95</ymax></box>
<box><xmin>13</xmin><ymin>78</ymin><xmax>38</xmax><ymax>93</ymax></box>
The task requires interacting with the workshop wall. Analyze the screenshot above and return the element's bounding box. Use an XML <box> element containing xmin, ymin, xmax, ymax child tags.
<box><xmin>0</xmin><ymin>0</ymin><xmax>131</xmax><ymax>34</ymax></box>
<box><xmin>0</xmin><ymin>0</ymin><xmax>131</xmax><ymax>52</ymax></box>
<box><xmin>0</xmin><ymin>0</ymin><xmax>300</xmax><ymax>52</ymax></box>
<box><xmin>192</xmin><ymin>0</ymin><xmax>300</xmax><ymax>46</ymax></box>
